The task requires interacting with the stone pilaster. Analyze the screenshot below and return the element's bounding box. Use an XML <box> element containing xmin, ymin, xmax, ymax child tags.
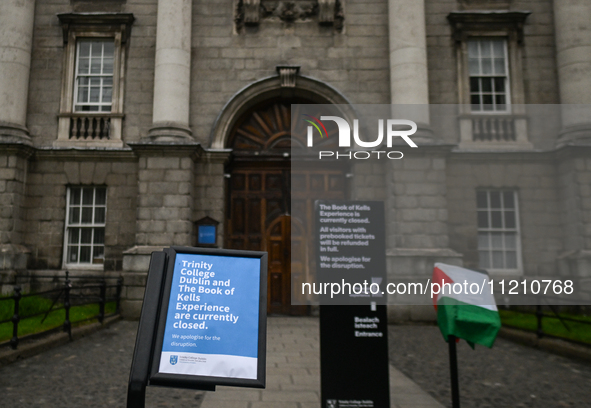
<box><xmin>0</xmin><ymin>0</ymin><xmax>35</xmax><ymax>142</ymax></box>
<box><xmin>121</xmin><ymin>142</ymin><xmax>199</xmax><ymax>318</ymax></box>
<box><xmin>554</xmin><ymin>0</ymin><xmax>591</xmax><ymax>142</ymax></box>
<box><xmin>385</xmin><ymin>148</ymin><xmax>462</xmax><ymax>322</ymax></box>
<box><xmin>147</xmin><ymin>0</ymin><xmax>193</xmax><ymax>141</ymax></box>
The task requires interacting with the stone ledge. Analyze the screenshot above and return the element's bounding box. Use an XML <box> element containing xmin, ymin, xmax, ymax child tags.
<box><xmin>499</xmin><ymin>326</ymin><xmax>591</xmax><ymax>364</ymax></box>
<box><xmin>0</xmin><ymin>314</ymin><xmax>121</xmax><ymax>368</ymax></box>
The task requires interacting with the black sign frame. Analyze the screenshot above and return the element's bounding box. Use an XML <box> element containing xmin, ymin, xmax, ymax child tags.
<box><xmin>127</xmin><ymin>246</ymin><xmax>267</xmax><ymax>408</ymax></box>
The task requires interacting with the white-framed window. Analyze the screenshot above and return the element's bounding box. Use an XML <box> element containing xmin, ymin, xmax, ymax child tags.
<box><xmin>468</xmin><ymin>38</ymin><xmax>510</xmax><ymax>113</ymax></box>
<box><xmin>55</xmin><ymin>13</ymin><xmax>134</xmax><ymax>146</ymax></box>
<box><xmin>476</xmin><ymin>190</ymin><xmax>522</xmax><ymax>273</ymax></box>
<box><xmin>64</xmin><ymin>186</ymin><xmax>107</xmax><ymax>268</ymax></box>
<box><xmin>74</xmin><ymin>39</ymin><xmax>114</xmax><ymax>112</ymax></box>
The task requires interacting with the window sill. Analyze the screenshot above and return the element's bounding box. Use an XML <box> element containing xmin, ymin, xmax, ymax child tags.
<box><xmin>458</xmin><ymin>114</ymin><xmax>532</xmax><ymax>150</ymax></box>
<box><xmin>63</xmin><ymin>263</ymin><xmax>105</xmax><ymax>271</ymax></box>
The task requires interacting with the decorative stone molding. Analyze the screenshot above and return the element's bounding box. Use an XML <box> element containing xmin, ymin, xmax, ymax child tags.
<box><xmin>243</xmin><ymin>0</ymin><xmax>261</xmax><ymax>24</ymax></box>
<box><xmin>57</xmin><ymin>13</ymin><xmax>135</xmax><ymax>45</ymax></box>
<box><xmin>276</xmin><ymin>65</ymin><xmax>300</xmax><ymax>88</ymax></box>
<box><xmin>318</xmin><ymin>0</ymin><xmax>336</xmax><ymax>23</ymax></box>
<box><xmin>447</xmin><ymin>10</ymin><xmax>531</xmax><ymax>45</ymax></box>
<box><xmin>235</xmin><ymin>0</ymin><xmax>343</xmax><ymax>31</ymax></box>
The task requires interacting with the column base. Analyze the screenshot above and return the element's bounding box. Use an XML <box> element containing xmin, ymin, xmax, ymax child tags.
<box><xmin>146</xmin><ymin>121</ymin><xmax>193</xmax><ymax>142</ymax></box>
<box><xmin>0</xmin><ymin>122</ymin><xmax>32</xmax><ymax>144</ymax></box>
<box><xmin>557</xmin><ymin>124</ymin><xmax>591</xmax><ymax>146</ymax></box>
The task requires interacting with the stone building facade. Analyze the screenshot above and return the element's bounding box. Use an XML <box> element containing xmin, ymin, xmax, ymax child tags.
<box><xmin>0</xmin><ymin>0</ymin><xmax>590</xmax><ymax>319</ymax></box>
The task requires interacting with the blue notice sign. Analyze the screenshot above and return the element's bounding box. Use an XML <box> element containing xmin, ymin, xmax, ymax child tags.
<box><xmin>198</xmin><ymin>225</ymin><xmax>216</xmax><ymax>245</ymax></box>
<box><xmin>158</xmin><ymin>253</ymin><xmax>261</xmax><ymax>379</ymax></box>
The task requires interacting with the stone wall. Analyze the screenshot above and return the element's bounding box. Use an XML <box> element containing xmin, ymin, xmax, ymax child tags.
<box><xmin>23</xmin><ymin>154</ymin><xmax>138</xmax><ymax>271</ymax></box>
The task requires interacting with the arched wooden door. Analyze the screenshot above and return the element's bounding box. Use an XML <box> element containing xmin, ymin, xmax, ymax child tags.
<box><xmin>225</xmin><ymin>99</ymin><xmax>344</xmax><ymax>315</ymax></box>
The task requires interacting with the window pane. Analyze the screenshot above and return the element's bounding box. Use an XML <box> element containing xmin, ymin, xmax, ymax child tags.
<box><xmin>81</xmin><ymin>207</ymin><xmax>93</xmax><ymax>223</ymax></box>
<box><xmin>477</xmin><ymin>211</ymin><xmax>489</xmax><ymax>228</ymax></box>
<box><xmin>505</xmin><ymin>211</ymin><xmax>516</xmax><ymax>228</ymax></box>
<box><xmin>103</xmin><ymin>77</ymin><xmax>113</xmax><ymax>87</ymax></box>
<box><xmin>491</xmin><ymin>211</ymin><xmax>502</xmax><ymax>228</ymax></box>
<box><xmin>481</xmin><ymin>40</ymin><xmax>492</xmax><ymax>57</ymax></box>
<box><xmin>90</xmin><ymin>87</ymin><xmax>100</xmax><ymax>103</ymax></box>
<box><xmin>82</xmin><ymin>188</ymin><xmax>94</xmax><ymax>205</ymax></box>
<box><xmin>93</xmin><ymin>246</ymin><xmax>104</xmax><ymax>263</ymax></box>
<box><xmin>505</xmin><ymin>251</ymin><xmax>517</xmax><ymax>269</ymax></box>
<box><xmin>503</xmin><ymin>191</ymin><xmax>515</xmax><ymax>208</ymax></box>
<box><xmin>490</xmin><ymin>192</ymin><xmax>501</xmax><ymax>208</ymax></box>
<box><xmin>467</xmin><ymin>40</ymin><xmax>479</xmax><ymax>58</ymax></box>
<box><xmin>77</xmin><ymin>86</ymin><xmax>88</xmax><ymax>103</ymax></box>
<box><xmin>69</xmin><ymin>207</ymin><xmax>80</xmax><ymax>224</ymax></box>
<box><xmin>476</xmin><ymin>191</ymin><xmax>488</xmax><ymax>209</ymax></box>
<box><xmin>494</xmin><ymin>78</ymin><xmax>505</xmax><ymax>93</ymax></box>
<box><xmin>482</xmin><ymin>95</ymin><xmax>493</xmax><ymax>109</ymax></box>
<box><xmin>79</xmin><ymin>41</ymin><xmax>91</xmax><ymax>57</ymax></box>
<box><xmin>468</xmin><ymin>58</ymin><xmax>480</xmax><ymax>75</ymax></box>
<box><xmin>482</xmin><ymin>78</ymin><xmax>492</xmax><ymax>93</ymax></box>
<box><xmin>90</xmin><ymin>58</ymin><xmax>101</xmax><ymax>74</ymax></box>
<box><xmin>68</xmin><ymin>246</ymin><xmax>78</xmax><ymax>262</ymax></box>
<box><xmin>70</xmin><ymin>188</ymin><xmax>81</xmax><ymax>205</ymax></box>
<box><xmin>95</xmin><ymin>188</ymin><xmax>106</xmax><ymax>205</ymax></box>
<box><xmin>69</xmin><ymin>228</ymin><xmax>80</xmax><ymax>244</ymax></box>
<box><xmin>94</xmin><ymin>207</ymin><xmax>105</xmax><ymax>224</ymax></box>
<box><xmin>471</xmin><ymin>95</ymin><xmax>481</xmax><ymax>111</ymax></box>
<box><xmin>492</xmin><ymin>40</ymin><xmax>505</xmax><ymax>57</ymax></box>
<box><xmin>495</xmin><ymin>95</ymin><xmax>506</xmax><ymax>110</ymax></box>
<box><xmin>479</xmin><ymin>251</ymin><xmax>490</xmax><ymax>269</ymax></box>
<box><xmin>91</xmin><ymin>42</ymin><xmax>102</xmax><ymax>57</ymax></box>
<box><xmin>470</xmin><ymin>77</ymin><xmax>480</xmax><ymax>93</ymax></box>
<box><xmin>78</xmin><ymin>58</ymin><xmax>90</xmax><ymax>74</ymax></box>
<box><xmin>101</xmin><ymin>105</ymin><xmax>112</xmax><ymax>112</ymax></box>
<box><xmin>492</xmin><ymin>251</ymin><xmax>504</xmax><ymax>268</ymax></box>
<box><xmin>491</xmin><ymin>232</ymin><xmax>503</xmax><ymax>249</ymax></box>
<box><xmin>94</xmin><ymin>228</ymin><xmax>105</xmax><ymax>244</ymax></box>
<box><xmin>103</xmin><ymin>58</ymin><xmax>113</xmax><ymax>75</ymax></box>
<box><xmin>481</xmin><ymin>58</ymin><xmax>492</xmax><ymax>75</ymax></box>
<box><xmin>494</xmin><ymin>58</ymin><xmax>505</xmax><ymax>75</ymax></box>
<box><xmin>81</xmin><ymin>228</ymin><xmax>93</xmax><ymax>244</ymax></box>
<box><xmin>103</xmin><ymin>87</ymin><xmax>112</xmax><ymax>103</ymax></box>
<box><xmin>80</xmin><ymin>246</ymin><xmax>91</xmax><ymax>263</ymax></box>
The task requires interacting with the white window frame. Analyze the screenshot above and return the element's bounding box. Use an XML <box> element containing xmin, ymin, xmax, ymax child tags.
<box><xmin>63</xmin><ymin>186</ymin><xmax>107</xmax><ymax>270</ymax></box>
<box><xmin>467</xmin><ymin>37</ymin><xmax>511</xmax><ymax>114</ymax></box>
<box><xmin>448</xmin><ymin>11</ymin><xmax>532</xmax><ymax>148</ymax></box>
<box><xmin>476</xmin><ymin>189</ymin><xmax>523</xmax><ymax>276</ymax></box>
<box><xmin>55</xmin><ymin>13</ymin><xmax>134</xmax><ymax>148</ymax></box>
<box><xmin>73</xmin><ymin>39</ymin><xmax>115</xmax><ymax>113</ymax></box>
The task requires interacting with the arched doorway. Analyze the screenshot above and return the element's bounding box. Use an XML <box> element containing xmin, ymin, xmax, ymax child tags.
<box><xmin>224</xmin><ymin>98</ymin><xmax>347</xmax><ymax>315</ymax></box>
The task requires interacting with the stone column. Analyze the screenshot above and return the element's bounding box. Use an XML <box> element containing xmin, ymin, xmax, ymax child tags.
<box><xmin>148</xmin><ymin>0</ymin><xmax>192</xmax><ymax>140</ymax></box>
<box><xmin>554</xmin><ymin>0</ymin><xmax>591</xmax><ymax>140</ymax></box>
<box><xmin>0</xmin><ymin>0</ymin><xmax>35</xmax><ymax>141</ymax></box>
<box><xmin>388</xmin><ymin>0</ymin><xmax>430</xmax><ymax>129</ymax></box>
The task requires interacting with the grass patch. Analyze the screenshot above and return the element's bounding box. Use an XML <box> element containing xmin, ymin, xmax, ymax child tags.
<box><xmin>499</xmin><ymin>309</ymin><xmax>591</xmax><ymax>345</ymax></box>
<box><xmin>0</xmin><ymin>295</ymin><xmax>116</xmax><ymax>343</ymax></box>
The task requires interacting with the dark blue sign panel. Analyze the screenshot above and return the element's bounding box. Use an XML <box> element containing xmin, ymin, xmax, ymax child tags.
<box><xmin>158</xmin><ymin>253</ymin><xmax>261</xmax><ymax>379</ymax></box>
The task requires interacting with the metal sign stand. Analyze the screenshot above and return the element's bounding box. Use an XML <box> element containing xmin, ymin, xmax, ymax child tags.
<box><xmin>448</xmin><ymin>335</ymin><xmax>460</xmax><ymax>408</ymax></box>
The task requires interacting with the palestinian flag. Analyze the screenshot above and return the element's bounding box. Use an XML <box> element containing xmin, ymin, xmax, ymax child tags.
<box><xmin>432</xmin><ymin>263</ymin><xmax>501</xmax><ymax>348</ymax></box>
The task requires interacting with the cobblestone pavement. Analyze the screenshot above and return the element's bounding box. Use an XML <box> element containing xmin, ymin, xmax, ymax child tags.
<box><xmin>388</xmin><ymin>325</ymin><xmax>591</xmax><ymax>408</ymax></box>
<box><xmin>1</xmin><ymin>319</ymin><xmax>588</xmax><ymax>407</ymax></box>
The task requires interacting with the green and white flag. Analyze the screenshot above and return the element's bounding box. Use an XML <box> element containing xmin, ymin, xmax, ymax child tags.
<box><xmin>432</xmin><ymin>263</ymin><xmax>501</xmax><ymax>348</ymax></box>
